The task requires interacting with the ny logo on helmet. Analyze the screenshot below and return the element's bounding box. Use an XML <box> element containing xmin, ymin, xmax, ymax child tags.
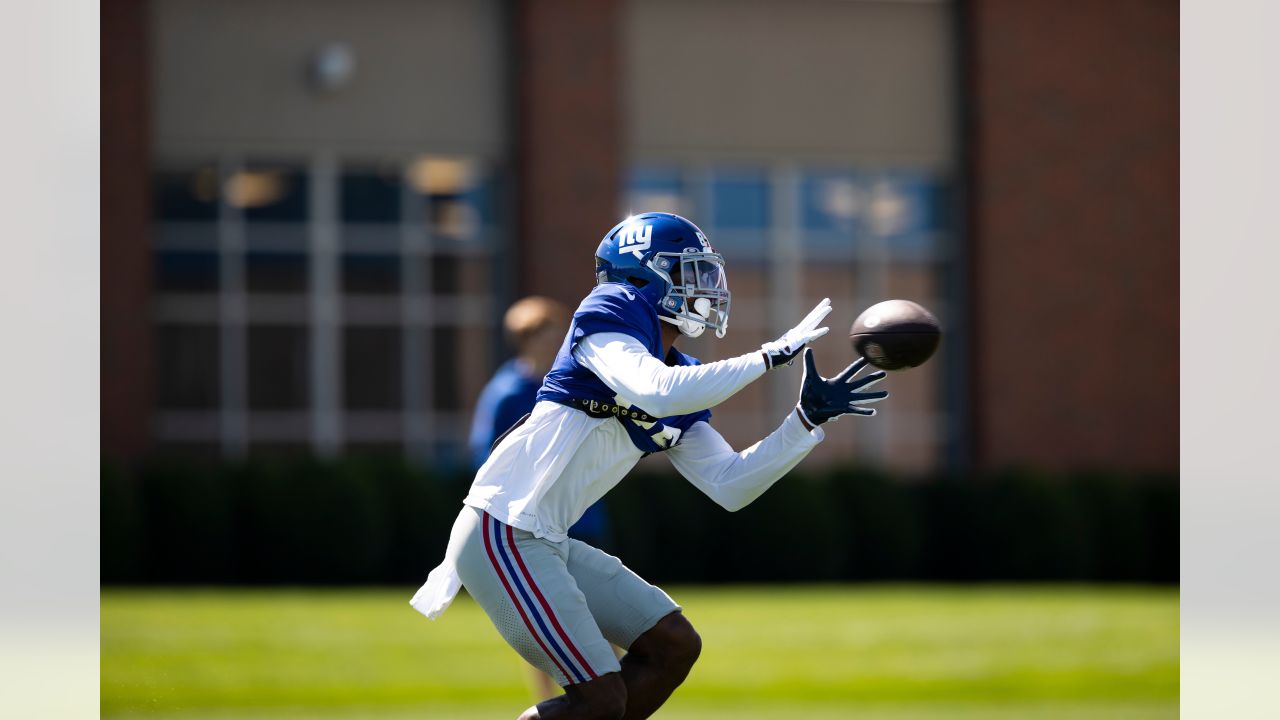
<box><xmin>618</xmin><ymin>224</ymin><xmax>653</xmax><ymax>260</ymax></box>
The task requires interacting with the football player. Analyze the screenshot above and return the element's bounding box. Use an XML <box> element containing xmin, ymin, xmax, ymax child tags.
<box><xmin>412</xmin><ymin>212</ymin><xmax>889</xmax><ymax>719</ymax></box>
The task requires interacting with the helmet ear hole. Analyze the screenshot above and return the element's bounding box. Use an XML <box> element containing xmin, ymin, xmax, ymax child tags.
<box><xmin>626</xmin><ymin>275</ymin><xmax>650</xmax><ymax>289</ymax></box>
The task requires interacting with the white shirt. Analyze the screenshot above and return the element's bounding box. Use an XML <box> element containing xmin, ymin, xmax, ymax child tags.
<box><xmin>462</xmin><ymin>332</ymin><xmax>824</xmax><ymax>542</ymax></box>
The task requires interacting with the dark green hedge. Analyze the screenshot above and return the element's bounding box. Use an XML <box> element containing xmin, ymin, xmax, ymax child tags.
<box><xmin>101</xmin><ymin>457</ymin><xmax>1177</xmax><ymax>585</ymax></box>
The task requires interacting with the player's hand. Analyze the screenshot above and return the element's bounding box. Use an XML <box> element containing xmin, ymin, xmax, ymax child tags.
<box><xmin>760</xmin><ymin>298</ymin><xmax>832</xmax><ymax>369</ymax></box>
<box><xmin>796</xmin><ymin>348</ymin><xmax>888</xmax><ymax>427</ymax></box>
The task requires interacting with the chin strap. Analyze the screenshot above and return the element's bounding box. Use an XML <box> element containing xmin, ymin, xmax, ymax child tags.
<box><xmin>661</xmin><ymin>297</ymin><xmax>717</xmax><ymax>338</ymax></box>
<box><xmin>678</xmin><ymin>317</ymin><xmax>706</xmax><ymax>338</ymax></box>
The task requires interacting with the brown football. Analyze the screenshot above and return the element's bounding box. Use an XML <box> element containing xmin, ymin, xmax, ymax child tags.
<box><xmin>849</xmin><ymin>299</ymin><xmax>941</xmax><ymax>371</ymax></box>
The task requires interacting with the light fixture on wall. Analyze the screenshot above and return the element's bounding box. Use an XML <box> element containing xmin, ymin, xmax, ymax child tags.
<box><xmin>223</xmin><ymin>171</ymin><xmax>286</xmax><ymax>209</ymax></box>
<box><xmin>307</xmin><ymin>42</ymin><xmax>356</xmax><ymax>94</ymax></box>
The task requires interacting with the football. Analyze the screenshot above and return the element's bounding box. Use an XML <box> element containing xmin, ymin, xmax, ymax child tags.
<box><xmin>849</xmin><ymin>299</ymin><xmax>941</xmax><ymax>370</ymax></box>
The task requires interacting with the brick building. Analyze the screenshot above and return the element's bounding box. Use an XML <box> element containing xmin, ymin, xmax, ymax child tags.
<box><xmin>102</xmin><ymin>0</ymin><xmax>1177</xmax><ymax>474</ymax></box>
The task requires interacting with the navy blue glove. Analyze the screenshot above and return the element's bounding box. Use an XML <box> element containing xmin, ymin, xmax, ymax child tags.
<box><xmin>796</xmin><ymin>348</ymin><xmax>889</xmax><ymax>427</ymax></box>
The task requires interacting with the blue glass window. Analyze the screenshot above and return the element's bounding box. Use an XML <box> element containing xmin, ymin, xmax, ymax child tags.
<box><xmin>154</xmin><ymin>167</ymin><xmax>219</xmax><ymax>222</ymax></box>
<box><xmin>801</xmin><ymin>170</ymin><xmax>861</xmax><ymax>260</ymax></box>
<box><xmin>463</xmin><ymin>172</ymin><xmax>499</xmax><ymax>227</ymax></box>
<box><xmin>245</xmin><ymin>251</ymin><xmax>308</xmax><ymax>293</ymax></box>
<box><xmin>156</xmin><ymin>324</ymin><xmax>220</xmax><ymax>409</ymax></box>
<box><xmin>712</xmin><ymin>171</ymin><xmax>769</xmax><ymax>229</ymax></box>
<box><xmin>155</xmin><ymin>250</ymin><xmax>219</xmax><ymax>293</ymax></box>
<box><xmin>342</xmin><ymin>254</ymin><xmax>401</xmax><ymax>294</ymax></box>
<box><xmin>247</xmin><ymin>325</ymin><xmax>310</xmax><ymax>410</ymax></box>
<box><xmin>344</xmin><ymin>326</ymin><xmax>402</xmax><ymax>410</ymax></box>
<box><xmin>865</xmin><ymin>172</ymin><xmax>943</xmax><ymax>260</ymax></box>
<box><xmin>710</xmin><ymin>169</ymin><xmax>769</xmax><ymax>259</ymax></box>
<box><xmin>341</xmin><ymin>170</ymin><xmax>402</xmax><ymax>224</ymax></box>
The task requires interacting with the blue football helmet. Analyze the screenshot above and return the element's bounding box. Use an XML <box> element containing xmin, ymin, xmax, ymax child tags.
<box><xmin>595</xmin><ymin>212</ymin><xmax>731</xmax><ymax>338</ymax></box>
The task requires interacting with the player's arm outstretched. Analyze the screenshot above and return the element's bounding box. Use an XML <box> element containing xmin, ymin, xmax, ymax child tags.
<box><xmin>666</xmin><ymin>348</ymin><xmax>888</xmax><ymax>511</ymax></box>
<box><xmin>573</xmin><ymin>298</ymin><xmax>834</xmax><ymax>418</ymax></box>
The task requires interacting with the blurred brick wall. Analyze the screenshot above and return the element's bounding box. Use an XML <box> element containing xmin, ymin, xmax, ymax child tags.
<box><xmin>965</xmin><ymin>0</ymin><xmax>1177</xmax><ymax>471</ymax></box>
<box><xmin>102</xmin><ymin>0</ymin><xmax>153</xmax><ymax>462</ymax></box>
<box><xmin>513</xmin><ymin>0</ymin><xmax>622</xmax><ymax>306</ymax></box>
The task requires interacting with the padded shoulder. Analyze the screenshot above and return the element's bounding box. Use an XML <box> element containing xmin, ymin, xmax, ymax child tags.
<box><xmin>571</xmin><ymin>283</ymin><xmax>662</xmax><ymax>353</ymax></box>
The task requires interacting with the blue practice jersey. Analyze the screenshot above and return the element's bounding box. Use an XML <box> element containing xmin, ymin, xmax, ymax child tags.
<box><xmin>537</xmin><ymin>283</ymin><xmax>711</xmax><ymax>453</ymax></box>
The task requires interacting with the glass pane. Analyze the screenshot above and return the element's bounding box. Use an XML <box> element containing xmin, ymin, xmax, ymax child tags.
<box><xmin>867</xmin><ymin>172</ymin><xmax>942</xmax><ymax>259</ymax></box>
<box><xmin>247</xmin><ymin>325</ymin><xmax>310</xmax><ymax>410</ymax></box>
<box><xmin>432</xmin><ymin>325</ymin><xmax>460</xmax><ymax>412</ymax></box>
<box><xmin>423</xmin><ymin>255</ymin><xmax>492</xmax><ymax>297</ymax></box>
<box><xmin>801</xmin><ymin>170</ymin><xmax>861</xmax><ymax>260</ymax></box>
<box><xmin>465</xmin><ymin>171</ymin><xmax>499</xmax><ymax>227</ymax></box>
<box><xmin>155</xmin><ymin>250</ymin><xmax>219</xmax><ymax>293</ymax></box>
<box><xmin>430</xmin><ymin>255</ymin><xmax>460</xmax><ymax>295</ymax></box>
<box><xmin>406</xmin><ymin>156</ymin><xmax>484</xmax><ymax>241</ymax></box>
<box><xmin>710</xmin><ymin>169</ymin><xmax>769</xmax><ymax>259</ymax></box>
<box><xmin>342</xmin><ymin>254</ymin><xmax>401</xmax><ymax>295</ymax></box>
<box><xmin>343</xmin><ymin>326</ymin><xmax>403</xmax><ymax>410</ymax></box>
<box><xmin>712</xmin><ymin>170</ymin><xmax>769</xmax><ymax>229</ymax></box>
<box><xmin>156</xmin><ymin>324</ymin><xmax>220</xmax><ymax>409</ymax></box>
<box><xmin>246</xmin><ymin>252</ymin><xmax>308</xmax><ymax>293</ymax></box>
<box><xmin>342</xmin><ymin>168</ymin><xmax>402</xmax><ymax>224</ymax></box>
<box><xmin>154</xmin><ymin>166</ymin><xmax>219</xmax><ymax>221</ymax></box>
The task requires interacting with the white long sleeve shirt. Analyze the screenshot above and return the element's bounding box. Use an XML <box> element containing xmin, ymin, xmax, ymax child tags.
<box><xmin>462</xmin><ymin>332</ymin><xmax>824</xmax><ymax>542</ymax></box>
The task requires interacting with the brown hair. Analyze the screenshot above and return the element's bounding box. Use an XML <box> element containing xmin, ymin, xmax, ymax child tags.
<box><xmin>504</xmin><ymin>296</ymin><xmax>570</xmax><ymax>349</ymax></box>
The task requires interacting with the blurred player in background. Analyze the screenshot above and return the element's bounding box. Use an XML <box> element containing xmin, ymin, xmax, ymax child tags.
<box><xmin>469</xmin><ymin>297</ymin><xmax>570</xmax><ymax>470</ymax></box>
<box><xmin>469</xmin><ymin>296</ymin><xmax>617</xmax><ymax>700</ymax></box>
<box><xmin>414</xmin><ymin>212</ymin><xmax>889</xmax><ymax>719</ymax></box>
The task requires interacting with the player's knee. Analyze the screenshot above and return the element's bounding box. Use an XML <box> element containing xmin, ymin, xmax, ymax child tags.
<box><xmin>648</xmin><ymin>612</ymin><xmax>702</xmax><ymax>671</ymax></box>
<box><xmin>670</xmin><ymin>617</ymin><xmax>702</xmax><ymax>671</ymax></box>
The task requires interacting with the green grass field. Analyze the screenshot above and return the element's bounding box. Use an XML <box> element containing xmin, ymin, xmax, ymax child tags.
<box><xmin>102</xmin><ymin>585</ymin><xmax>1177</xmax><ymax>719</ymax></box>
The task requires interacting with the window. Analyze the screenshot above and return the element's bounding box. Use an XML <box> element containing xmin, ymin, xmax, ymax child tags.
<box><xmin>154</xmin><ymin>167</ymin><xmax>218</xmax><ymax>222</ymax></box>
<box><xmin>343</xmin><ymin>326</ymin><xmax>402</xmax><ymax>410</ymax></box>
<box><xmin>341</xmin><ymin>168</ymin><xmax>402</xmax><ymax>224</ymax></box>
<box><xmin>247</xmin><ymin>325</ymin><xmax>310</xmax><ymax>410</ymax></box>
<box><xmin>151</xmin><ymin>154</ymin><xmax>503</xmax><ymax>464</ymax></box>
<box><xmin>246</xmin><ymin>251</ymin><xmax>308</xmax><ymax>293</ymax></box>
<box><xmin>156</xmin><ymin>324</ymin><xmax>220</xmax><ymax>409</ymax></box>
<box><xmin>241</xmin><ymin>163</ymin><xmax>309</xmax><ymax>254</ymax></box>
<box><xmin>155</xmin><ymin>250</ymin><xmax>219</xmax><ymax>293</ymax></box>
<box><xmin>342</xmin><ymin>254</ymin><xmax>401</xmax><ymax>295</ymax></box>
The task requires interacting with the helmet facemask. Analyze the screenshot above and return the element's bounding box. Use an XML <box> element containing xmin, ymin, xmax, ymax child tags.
<box><xmin>650</xmin><ymin>251</ymin><xmax>731</xmax><ymax>339</ymax></box>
